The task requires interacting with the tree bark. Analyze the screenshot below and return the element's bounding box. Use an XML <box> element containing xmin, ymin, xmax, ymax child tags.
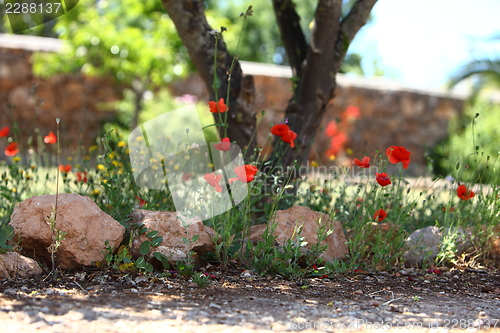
<box><xmin>162</xmin><ymin>0</ymin><xmax>376</xmax><ymax>170</ymax></box>
<box><xmin>161</xmin><ymin>0</ymin><xmax>257</xmax><ymax>160</ymax></box>
<box><xmin>272</xmin><ymin>0</ymin><xmax>377</xmax><ymax>169</ymax></box>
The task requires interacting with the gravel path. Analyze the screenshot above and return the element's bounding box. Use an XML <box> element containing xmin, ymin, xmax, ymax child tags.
<box><xmin>2</xmin><ymin>268</ymin><xmax>500</xmax><ymax>332</ymax></box>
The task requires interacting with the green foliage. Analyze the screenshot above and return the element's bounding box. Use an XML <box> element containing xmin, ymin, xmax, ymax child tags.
<box><xmin>433</xmin><ymin>100</ymin><xmax>500</xmax><ymax>185</ymax></box>
<box><xmin>32</xmin><ymin>0</ymin><xmax>188</xmax><ymax>85</ymax></box>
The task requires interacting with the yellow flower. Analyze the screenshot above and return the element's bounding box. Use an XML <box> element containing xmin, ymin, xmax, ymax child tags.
<box><xmin>346</xmin><ymin>148</ymin><xmax>353</xmax><ymax>156</ymax></box>
<box><xmin>125</xmin><ymin>149</ymin><xmax>130</xmax><ymax>154</ymax></box>
<box><xmin>89</xmin><ymin>145</ymin><xmax>98</xmax><ymax>152</ymax></box>
<box><xmin>108</xmin><ymin>152</ymin><xmax>115</xmax><ymax>159</ymax></box>
<box><xmin>135</xmin><ymin>136</ymin><xmax>144</xmax><ymax>142</ymax></box>
<box><xmin>174</xmin><ymin>165</ymin><xmax>179</xmax><ymax>171</ymax></box>
<box><xmin>67</xmin><ymin>156</ymin><xmax>73</xmax><ymax>161</ymax></box>
<box><xmin>117</xmin><ymin>141</ymin><xmax>126</xmax><ymax>147</ymax></box>
<box><xmin>93</xmin><ymin>189</ymin><xmax>100</xmax><ymax>195</ymax></box>
<box><xmin>97</xmin><ymin>164</ymin><xmax>105</xmax><ymax>171</ymax></box>
<box><xmin>207</xmin><ymin>163</ymin><xmax>214</xmax><ymax>168</ymax></box>
<box><xmin>311</xmin><ymin>161</ymin><xmax>318</xmax><ymax>167</ymax></box>
<box><xmin>11</xmin><ymin>188</ymin><xmax>17</xmax><ymax>193</ymax></box>
<box><xmin>26</xmin><ymin>174</ymin><xmax>31</xmax><ymax>180</ymax></box>
<box><xmin>12</xmin><ymin>157</ymin><xmax>21</xmax><ymax>162</ymax></box>
<box><xmin>84</xmin><ymin>155</ymin><xmax>90</xmax><ymax>160</ymax></box>
<box><xmin>329</xmin><ymin>155</ymin><xmax>336</xmax><ymax>161</ymax></box>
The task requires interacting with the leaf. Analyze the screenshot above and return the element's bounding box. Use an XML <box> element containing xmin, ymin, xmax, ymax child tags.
<box><xmin>151</xmin><ymin>236</ymin><xmax>163</xmax><ymax>247</ymax></box>
<box><xmin>191</xmin><ymin>235</ymin><xmax>199</xmax><ymax>243</ymax></box>
<box><xmin>139</xmin><ymin>240</ymin><xmax>151</xmax><ymax>256</ymax></box>
<box><xmin>146</xmin><ymin>230</ymin><xmax>158</xmax><ymax>238</ymax></box>
<box><xmin>153</xmin><ymin>252</ymin><xmax>170</xmax><ymax>270</ymax></box>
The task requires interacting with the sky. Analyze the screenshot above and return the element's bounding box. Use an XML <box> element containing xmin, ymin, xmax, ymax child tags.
<box><xmin>348</xmin><ymin>0</ymin><xmax>500</xmax><ymax>90</ymax></box>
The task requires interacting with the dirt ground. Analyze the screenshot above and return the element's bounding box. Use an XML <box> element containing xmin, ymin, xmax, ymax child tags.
<box><xmin>1</xmin><ymin>266</ymin><xmax>500</xmax><ymax>332</ymax></box>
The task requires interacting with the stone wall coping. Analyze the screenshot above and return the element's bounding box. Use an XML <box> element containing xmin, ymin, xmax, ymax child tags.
<box><xmin>239</xmin><ymin>60</ymin><xmax>500</xmax><ymax>102</ymax></box>
<box><xmin>0</xmin><ymin>33</ymin><xmax>62</xmax><ymax>52</ymax></box>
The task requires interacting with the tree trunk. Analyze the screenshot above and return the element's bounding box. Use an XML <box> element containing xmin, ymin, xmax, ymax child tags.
<box><xmin>162</xmin><ymin>0</ymin><xmax>376</xmax><ymax>169</ymax></box>
<box><xmin>161</xmin><ymin>0</ymin><xmax>257</xmax><ymax>160</ymax></box>
<box><xmin>272</xmin><ymin>0</ymin><xmax>377</xmax><ymax>169</ymax></box>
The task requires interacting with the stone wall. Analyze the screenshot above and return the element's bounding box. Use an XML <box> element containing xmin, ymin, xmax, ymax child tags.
<box><xmin>0</xmin><ymin>34</ymin><xmax>121</xmax><ymax>156</ymax></box>
<box><xmin>1</xmin><ymin>34</ymin><xmax>465</xmax><ymax>174</ymax></box>
<box><xmin>172</xmin><ymin>61</ymin><xmax>465</xmax><ymax>175</ymax></box>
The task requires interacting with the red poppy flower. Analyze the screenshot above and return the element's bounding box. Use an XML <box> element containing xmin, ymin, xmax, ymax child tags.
<box><xmin>271</xmin><ymin>124</ymin><xmax>290</xmax><ymax>137</ymax></box>
<box><xmin>0</xmin><ymin>126</ymin><xmax>10</xmax><ymax>137</ymax></box>
<box><xmin>214</xmin><ymin>137</ymin><xmax>231</xmax><ymax>151</ymax></box>
<box><xmin>375</xmin><ymin>172</ymin><xmax>391</xmax><ymax>186</ymax></box>
<box><xmin>386</xmin><ymin>146</ymin><xmax>411</xmax><ymax>169</ymax></box>
<box><xmin>134</xmin><ymin>195</ymin><xmax>148</xmax><ymax>207</ymax></box>
<box><xmin>58</xmin><ymin>164</ymin><xmax>72</xmax><ymax>173</ymax></box>
<box><xmin>373</xmin><ymin>209</ymin><xmax>387</xmax><ymax>221</ymax></box>
<box><xmin>44</xmin><ymin>131</ymin><xmax>57</xmax><ymax>144</ymax></box>
<box><xmin>76</xmin><ymin>171</ymin><xmax>88</xmax><ymax>183</ymax></box>
<box><xmin>353</xmin><ymin>156</ymin><xmax>370</xmax><ymax>168</ymax></box>
<box><xmin>204</xmin><ymin>172</ymin><xmax>223</xmax><ymax>192</ymax></box>
<box><xmin>229</xmin><ymin>165</ymin><xmax>258</xmax><ymax>184</ymax></box>
<box><xmin>456</xmin><ymin>184</ymin><xmax>475</xmax><ymax>200</ymax></box>
<box><xmin>270</xmin><ymin>124</ymin><xmax>297</xmax><ymax>148</ymax></box>
<box><xmin>208</xmin><ymin>98</ymin><xmax>229</xmax><ymax>113</ymax></box>
<box><xmin>5</xmin><ymin>142</ymin><xmax>18</xmax><ymax>156</ymax></box>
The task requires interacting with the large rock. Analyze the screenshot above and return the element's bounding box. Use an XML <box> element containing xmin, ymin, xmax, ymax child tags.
<box><xmin>404</xmin><ymin>226</ymin><xmax>472</xmax><ymax>267</ymax></box>
<box><xmin>9</xmin><ymin>194</ymin><xmax>125</xmax><ymax>269</ymax></box>
<box><xmin>486</xmin><ymin>224</ymin><xmax>500</xmax><ymax>263</ymax></box>
<box><xmin>0</xmin><ymin>252</ymin><xmax>42</xmax><ymax>279</ymax></box>
<box><xmin>249</xmin><ymin>206</ymin><xmax>348</xmax><ymax>262</ymax></box>
<box><xmin>129</xmin><ymin>210</ymin><xmax>216</xmax><ymax>263</ymax></box>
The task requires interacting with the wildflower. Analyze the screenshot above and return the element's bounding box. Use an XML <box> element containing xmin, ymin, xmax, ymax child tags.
<box><xmin>386</xmin><ymin>146</ymin><xmax>411</xmax><ymax>169</ymax></box>
<box><xmin>117</xmin><ymin>141</ymin><xmax>126</xmax><ymax>147</ymax></box>
<box><xmin>208</xmin><ymin>98</ymin><xmax>229</xmax><ymax>113</ymax></box>
<box><xmin>12</xmin><ymin>156</ymin><xmax>21</xmax><ymax>163</ymax></box>
<box><xmin>0</xmin><ymin>126</ymin><xmax>10</xmax><ymax>137</ymax></box>
<box><xmin>214</xmin><ymin>137</ymin><xmax>231</xmax><ymax>152</ymax></box>
<box><xmin>59</xmin><ymin>164</ymin><xmax>72</xmax><ymax>173</ymax></box>
<box><xmin>76</xmin><ymin>171</ymin><xmax>88</xmax><ymax>183</ymax></box>
<box><xmin>373</xmin><ymin>209</ymin><xmax>387</xmax><ymax>221</ymax></box>
<box><xmin>229</xmin><ymin>165</ymin><xmax>258</xmax><ymax>184</ymax></box>
<box><xmin>44</xmin><ymin>131</ymin><xmax>57</xmax><ymax>144</ymax></box>
<box><xmin>457</xmin><ymin>184</ymin><xmax>475</xmax><ymax>200</ymax></box>
<box><xmin>204</xmin><ymin>172</ymin><xmax>223</xmax><ymax>192</ymax></box>
<box><xmin>270</xmin><ymin>124</ymin><xmax>297</xmax><ymax>148</ymax></box>
<box><xmin>96</xmin><ymin>164</ymin><xmax>105</xmax><ymax>171</ymax></box>
<box><xmin>5</xmin><ymin>142</ymin><xmax>19</xmax><ymax>156</ymax></box>
<box><xmin>353</xmin><ymin>156</ymin><xmax>370</xmax><ymax>168</ymax></box>
<box><xmin>135</xmin><ymin>195</ymin><xmax>147</xmax><ymax>207</ymax></box>
<box><xmin>375</xmin><ymin>172</ymin><xmax>391</xmax><ymax>186</ymax></box>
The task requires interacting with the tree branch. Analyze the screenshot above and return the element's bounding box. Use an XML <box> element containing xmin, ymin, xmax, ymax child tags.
<box><xmin>334</xmin><ymin>0</ymin><xmax>377</xmax><ymax>72</ymax></box>
<box><xmin>272</xmin><ymin>0</ymin><xmax>308</xmax><ymax>78</ymax></box>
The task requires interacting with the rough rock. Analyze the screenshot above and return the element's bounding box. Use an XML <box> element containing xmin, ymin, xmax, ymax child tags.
<box><xmin>9</xmin><ymin>193</ymin><xmax>125</xmax><ymax>269</ymax></box>
<box><xmin>405</xmin><ymin>226</ymin><xmax>441</xmax><ymax>267</ymax></box>
<box><xmin>129</xmin><ymin>210</ymin><xmax>216</xmax><ymax>263</ymax></box>
<box><xmin>486</xmin><ymin>224</ymin><xmax>500</xmax><ymax>262</ymax></box>
<box><xmin>0</xmin><ymin>252</ymin><xmax>42</xmax><ymax>279</ymax></box>
<box><xmin>404</xmin><ymin>226</ymin><xmax>473</xmax><ymax>267</ymax></box>
<box><xmin>248</xmin><ymin>206</ymin><xmax>348</xmax><ymax>262</ymax></box>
